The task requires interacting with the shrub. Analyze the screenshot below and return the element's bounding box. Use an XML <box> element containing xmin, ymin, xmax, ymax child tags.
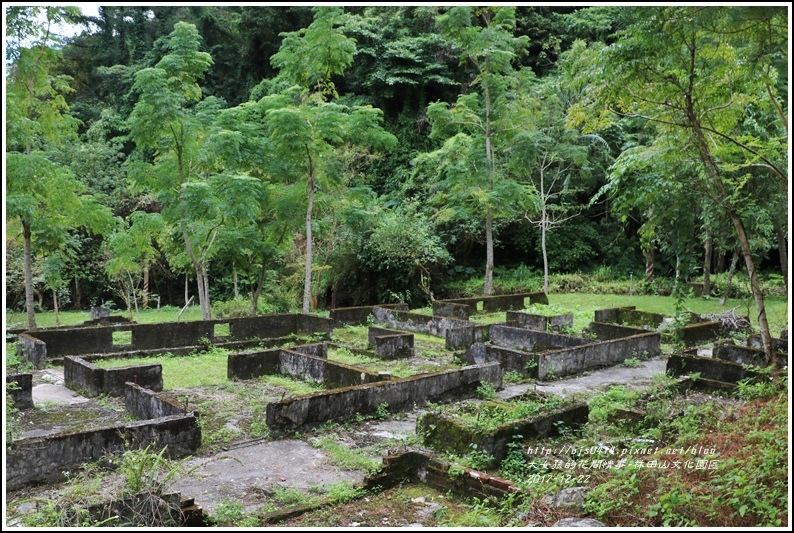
<box><xmin>212</xmin><ymin>298</ymin><xmax>252</xmax><ymax>318</ymax></box>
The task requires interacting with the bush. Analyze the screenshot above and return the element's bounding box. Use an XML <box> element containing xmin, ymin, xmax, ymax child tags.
<box><xmin>212</xmin><ymin>298</ymin><xmax>252</xmax><ymax>318</ymax></box>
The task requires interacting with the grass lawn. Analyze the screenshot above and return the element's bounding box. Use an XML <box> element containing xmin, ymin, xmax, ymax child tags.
<box><xmin>5</xmin><ymin>293</ymin><xmax>788</xmax><ymax>339</ymax></box>
<box><xmin>546</xmin><ymin>293</ymin><xmax>789</xmax><ymax>335</ymax></box>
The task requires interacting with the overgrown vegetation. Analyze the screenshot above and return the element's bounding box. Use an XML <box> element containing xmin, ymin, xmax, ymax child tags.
<box><xmin>9</xmin><ymin>444</ymin><xmax>191</xmax><ymax>527</ymax></box>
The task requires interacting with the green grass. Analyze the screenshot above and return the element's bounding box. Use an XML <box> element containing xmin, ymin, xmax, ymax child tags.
<box><xmin>92</xmin><ymin>348</ymin><xmax>230</xmax><ymax>389</ymax></box>
<box><xmin>546</xmin><ymin>293</ymin><xmax>788</xmax><ymax>336</ymax></box>
<box><xmin>5</xmin><ymin>305</ymin><xmax>204</xmax><ymax>329</ymax></box>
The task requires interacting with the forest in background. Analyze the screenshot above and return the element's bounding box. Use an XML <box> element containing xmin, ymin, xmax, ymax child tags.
<box><xmin>4</xmin><ymin>6</ymin><xmax>789</xmax><ymax>359</ymax></box>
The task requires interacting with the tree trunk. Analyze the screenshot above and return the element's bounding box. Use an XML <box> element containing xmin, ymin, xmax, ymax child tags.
<box><xmin>484</xmin><ymin>208</ymin><xmax>494</xmax><ymax>296</ymax></box>
<box><xmin>74</xmin><ymin>277</ymin><xmax>82</xmax><ymax>310</ymax></box>
<box><xmin>303</xmin><ymin>170</ymin><xmax>315</xmax><ymax>314</ymax></box>
<box><xmin>22</xmin><ymin>221</ymin><xmax>36</xmax><ymax>330</ymax></box>
<box><xmin>775</xmin><ymin>221</ymin><xmax>788</xmax><ymax>292</ymax></box>
<box><xmin>251</xmin><ymin>259</ymin><xmax>267</xmax><ymax>316</ymax></box>
<box><xmin>53</xmin><ymin>289</ymin><xmax>60</xmax><ymax>326</ymax></box>
<box><xmin>687</xmin><ymin>112</ymin><xmax>775</xmax><ymax>367</ymax></box>
<box><xmin>682</xmin><ymin>53</ymin><xmax>776</xmax><ymax>368</ymax></box>
<box><xmin>233</xmin><ymin>268</ymin><xmax>239</xmax><ymax>299</ymax></box>
<box><xmin>183</xmin><ymin>229</ymin><xmax>212</xmax><ymax>320</ymax></box>
<box><xmin>703</xmin><ymin>233</ymin><xmax>713</xmax><ymax>296</ymax></box>
<box><xmin>142</xmin><ymin>267</ymin><xmax>149</xmax><ymax>310</ymax></box>
<box><xmin>644</xmin><ymin>244</ymin><xmax>654</xmax><ymax>283</ymax></box>
<box><xmin>541</xmin><ymin>211</ymin><xmax>549</xmax><ymax>295</ymax></box>
<box><xmin>483</xmin><ymin>80</ymin><xmax>495</xmax><ymax>297</ymax></box>
<box><xmin>733</xmin><ymin>217</ymin><xmax>776</xmax><ymax>369</ymax></box>
<box><xmin>129</xmin><ymin>270</ymin><xmax>139</xmax><ymax>321</ymax></box>
<box><xmin>720</xmin><ymin>249</ymin><xmax>739</xmax><ymax>306</ymax></box>
<box><xmin>185</xmin><ymin>273</ymin><xmax>189</xmax><ymax>307</ymax></box>
<box><xmin>715</xmin><ymin>250</ymin><xmax>726</xmax><ymax>274</ymax></box>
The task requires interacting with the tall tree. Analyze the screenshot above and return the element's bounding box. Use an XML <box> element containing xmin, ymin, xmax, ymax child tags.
<box><xmin>6</xmin><ymin>6</ymin><xmax>115</xmax><ymax>329</ymax></box>
<box><xmin>265</xmin><ymin>7</ymin><xmax>396</xmax><ymax>313</ymax></box>
<box><xmin>127</xmin><ymin>21</ymin><xmax>217</xmax><ymax>319</ymax></box>
<box><xmin>567</xmin><ymin>6</ymin><xmax>787</xmax><ymax>365</ymax></box>
<box><xmin>429</xmin><ymin>6</ymin><xmax>530</xmax><ymax>295</ymax></box>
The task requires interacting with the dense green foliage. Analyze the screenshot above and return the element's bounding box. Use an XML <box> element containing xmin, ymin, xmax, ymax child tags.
<box><xmin>4</xmin><ymin>6</ymin><xmax>788</xmax><ymax>323</ymax></box>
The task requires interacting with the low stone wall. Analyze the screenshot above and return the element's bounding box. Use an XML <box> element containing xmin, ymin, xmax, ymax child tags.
<box><xmin>329</xmin><ymin>303</ymin><xmax>409</xmax><ymax>326</ymax></box>
<box><xmin>445</xmin><ymin>324</ymin><xmax>490</xmax><ymax>350</ymax></box>
<box><xmin>6</xmin><ymin>414</ymin><xmax>200</xmax><ymax>491</ymax></box>
<box><xmin>417</xmin><ymin>403</ymin><xmax>589</xmax><ymax>462</ymax></box>
<box><xmin>227</xmin><ymin>348</ymin><xmax>383</xmax><ymax>388</ymax></box>
<box><xmin>124</xmin><ymin>382</ymin><xmax>189</xmax><ymax>420</ymax></box>
<box><xmin>18</xmin><ymin>314</ymin><xmax>335</xmax><ymax>365</ymax></box>
<box><xmin>587</xmin><ymin>322</ymin><xmax>648</xmax><ymax>341</ymax></box>
<box><xmin>17</xmin><ymin>333</ymin><xmax>48</xmax><ymax>369</ymax></box>
<box><xmin>537</xmin><ymin>332</ymin><xmax>661</xmax><ymax>380</ymax></box>
<box><xmin>747</xmin><ymin>334</ymin><xmax>788</xmax><ymax>354</ymax></box>
<box><xmin>437</xmin><ymin>292</ymin><xmax>548</xmax><ymax>315</ymax></box>
<box><xmin>288</xmin><ymin>342</ymin><xmax>329</xmax><ymax>359</ymax></box>
<box><xmin>678</xmin><ymin>321</ymin><xmax>721</xmax><ymax>346</ymax></box>
<box><xmin>371</xmin><ymin>307</ymin><xmax>473</xmax><ymax>339</ymax></box>
<box><xmin>506</xmin><ymin>311</ymin><xmax>573</xmax><ymax>332</ymax></box>
<box><xmin>594</xmin><ymin>306</ymin><xmax>663</xmax><ymax>328</ymax></box>
<box><xmin>64</xmin><ymin>356</ymin><xmax>163</xmax><ymax>397</ymax></box>
<box><xmin>6</xmin><ymin>373</ymin><xmax>34</xmax><ymax>410</ymax></box>
<box><xmin>489</xmin><ymin>325</ymin><xmax>590</xmax><ymax>353</ymax></box>
<box><xmin>666</xmin><ymin>353</ymin><xmax>759</xmax><ymax>383</ymax></box>
<box><xmin>368</xmin><ymin>327</ymin><xmax>414</xmax><ymax>359</ymax></box>
<box><xmin>459</xmin><ymin>343</ymin><xmax>537</xmax><ymax>378</ymax></box>
<box><xmin>365</xmin><ymin>449</ymin><xmax>520</xmax><ymax>501</ymax></box>
<box><xmin>432</xmin><ymin>301</ymin><xmax>471</xmax><ymax>320</ymax></box>
<box><xmin>713</xmin><ymin>341</ymin><xmax>766</xmax><ymax>367</ymax></box>
<box><xmin>266</xmin><ymin>363</ymin><xmax>503</xmax><ymax>431</ymax></box>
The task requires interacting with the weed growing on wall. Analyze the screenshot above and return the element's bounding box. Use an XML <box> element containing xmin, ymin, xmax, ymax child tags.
<box><xmin>9</xmin><ymin>444</ymin><xmax>191</xmax><ymax>527</ymax></box>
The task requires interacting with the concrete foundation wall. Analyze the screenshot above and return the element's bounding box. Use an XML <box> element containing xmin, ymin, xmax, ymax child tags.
<box><xmin>459</xmin><ymin>343</ymin><xmax>538</xmax><ymax>377</ymax></box>
<box><xmin>594</xmin><ymin>306</ymin><xmax>663</xmax><ymax>328</ymax></box>
<box><xmin>102</xmin><ymin>363</ymin><xmax>163</xmax><ymax>397</ymax></box>
<box><xmin>537</xmin><ymin>332</ymin><xmax>661</xmax><ymax>380</ymax></box>
<box><xmin>64</xmin><ymin>356</ymin><xmax>163</xmax><ymax>397</ymax></box>
<box><xmin>266</xmin><ymin>363</ymin><xmax>503</xmax><ymax>431</ymax></box>
<box><xmin>288</xmin><ymin>342</ymin><xmax>329</xmax><ymax>359</ymax></box>
<box><xmin>124</xmin><ymin>382</ymin><xmax>189</xmax><ymax>420</ymax></box>
<box><xmin>371</xmin><ymin>307</ymin><xmax>472</xmax><ymax>339</ymax></box>
<box><xmin>367</xmin><ymin>449</ymin><xmax>520</xmax><ymax>502</ymax></box>
<box><xmin>296</xmin><ymin>314</ymin><xmax>334</xmax><ymax>337</ymax></box>
<box><xmin>438</xmin><ymin>292</ymin><xmax>548</xmax><ymax>314</ymax></box>
<box><xmin>506</xmin><ymin>312</ymin><xmax>573</xmax><ymax>332</ymax></box>
<box><xmin>6</xmin><ymin>414</ymin><xmax>200</xmax><ymax>491</ymax></box>
<box><xmin>17</xmin><ymin>333</ymin><xmax>49</xmax><ymax>369</ymax></box>
<box><xmin>489</xmin><ymin>325</ymin><xmax>590</xmax><ymax>353</ymax></box>
<box><xmin>747</xmin><ymin>334</ymin><xmax>788</xmax><ymax>354</ymax></box>
<box><xmin>587</xmin><ymin>322</ymin><xmax>648</xmax><ymax>341</ymax></box>
<box><xmin>329</xmin><ymin>304</ymin><xmax>409</xmax><ymax>326</ymax></box>
<box><xmin>229</xmin><ymin>314</ymin><xmax>296</xmax><ymax>339</ymax></box>
<box><xmin>23</xmin><ymin>327</ymin><xmax>113</xmax><ymax>359</ymax></box>
<box><xmin>279</xmin><ymin>349</ymin><xmax>383</xmax><ymax>387</ymax></box>
<box><xmin>7</xmin><ymin>373</ymin><xmax>34</xmax><ymax>410</ymax></box>
<box><xmin>64</xmin><ymin>356</ymin><xmax>104</xmax><ymax>396</ymax></box>
<box><xmin>417</xmin><ymin>403</ymin><xmax>589</xmax><ymax>462</ymax></box>
<box><xmin>227</xmin><ymin>350</ymin><xmax>280</xmax><ymax>380</ymax></box>
<box><xmin>666</xmin><ymin>353</ymin><xmax>758</xmax><ymax>383</ymax></box>
<box><xmin>132</xmin><ymin>321</ymin><xmax>215</xmax><ymax>350</ymax></box>
<box><xmin>445</xmin><ymin>324</ymin><xmax>490</xmax><ymax>351</ymax></box>
<box><xmin>227</xmin><ymin>348</ymin><xmax>382</xmax><ymax>387</ymax></box>
<box><xmin>432</xmin><ymin>301</ymin><xmax>471</xmax><ymax>320</ymax></box>
<box><xmin>20</xmin><ymin>314</ymin><xmax>335</xmax><ymax>365</ymax></box>
<box><xmin>679</xmin><ymin>321</ymin><xmax>721</xmax><ymax>346</ymax></box>
<box><xmin>369</xmin><ymin>327</ymin><xmax>414</xmax><ymax>359</ymax></box>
